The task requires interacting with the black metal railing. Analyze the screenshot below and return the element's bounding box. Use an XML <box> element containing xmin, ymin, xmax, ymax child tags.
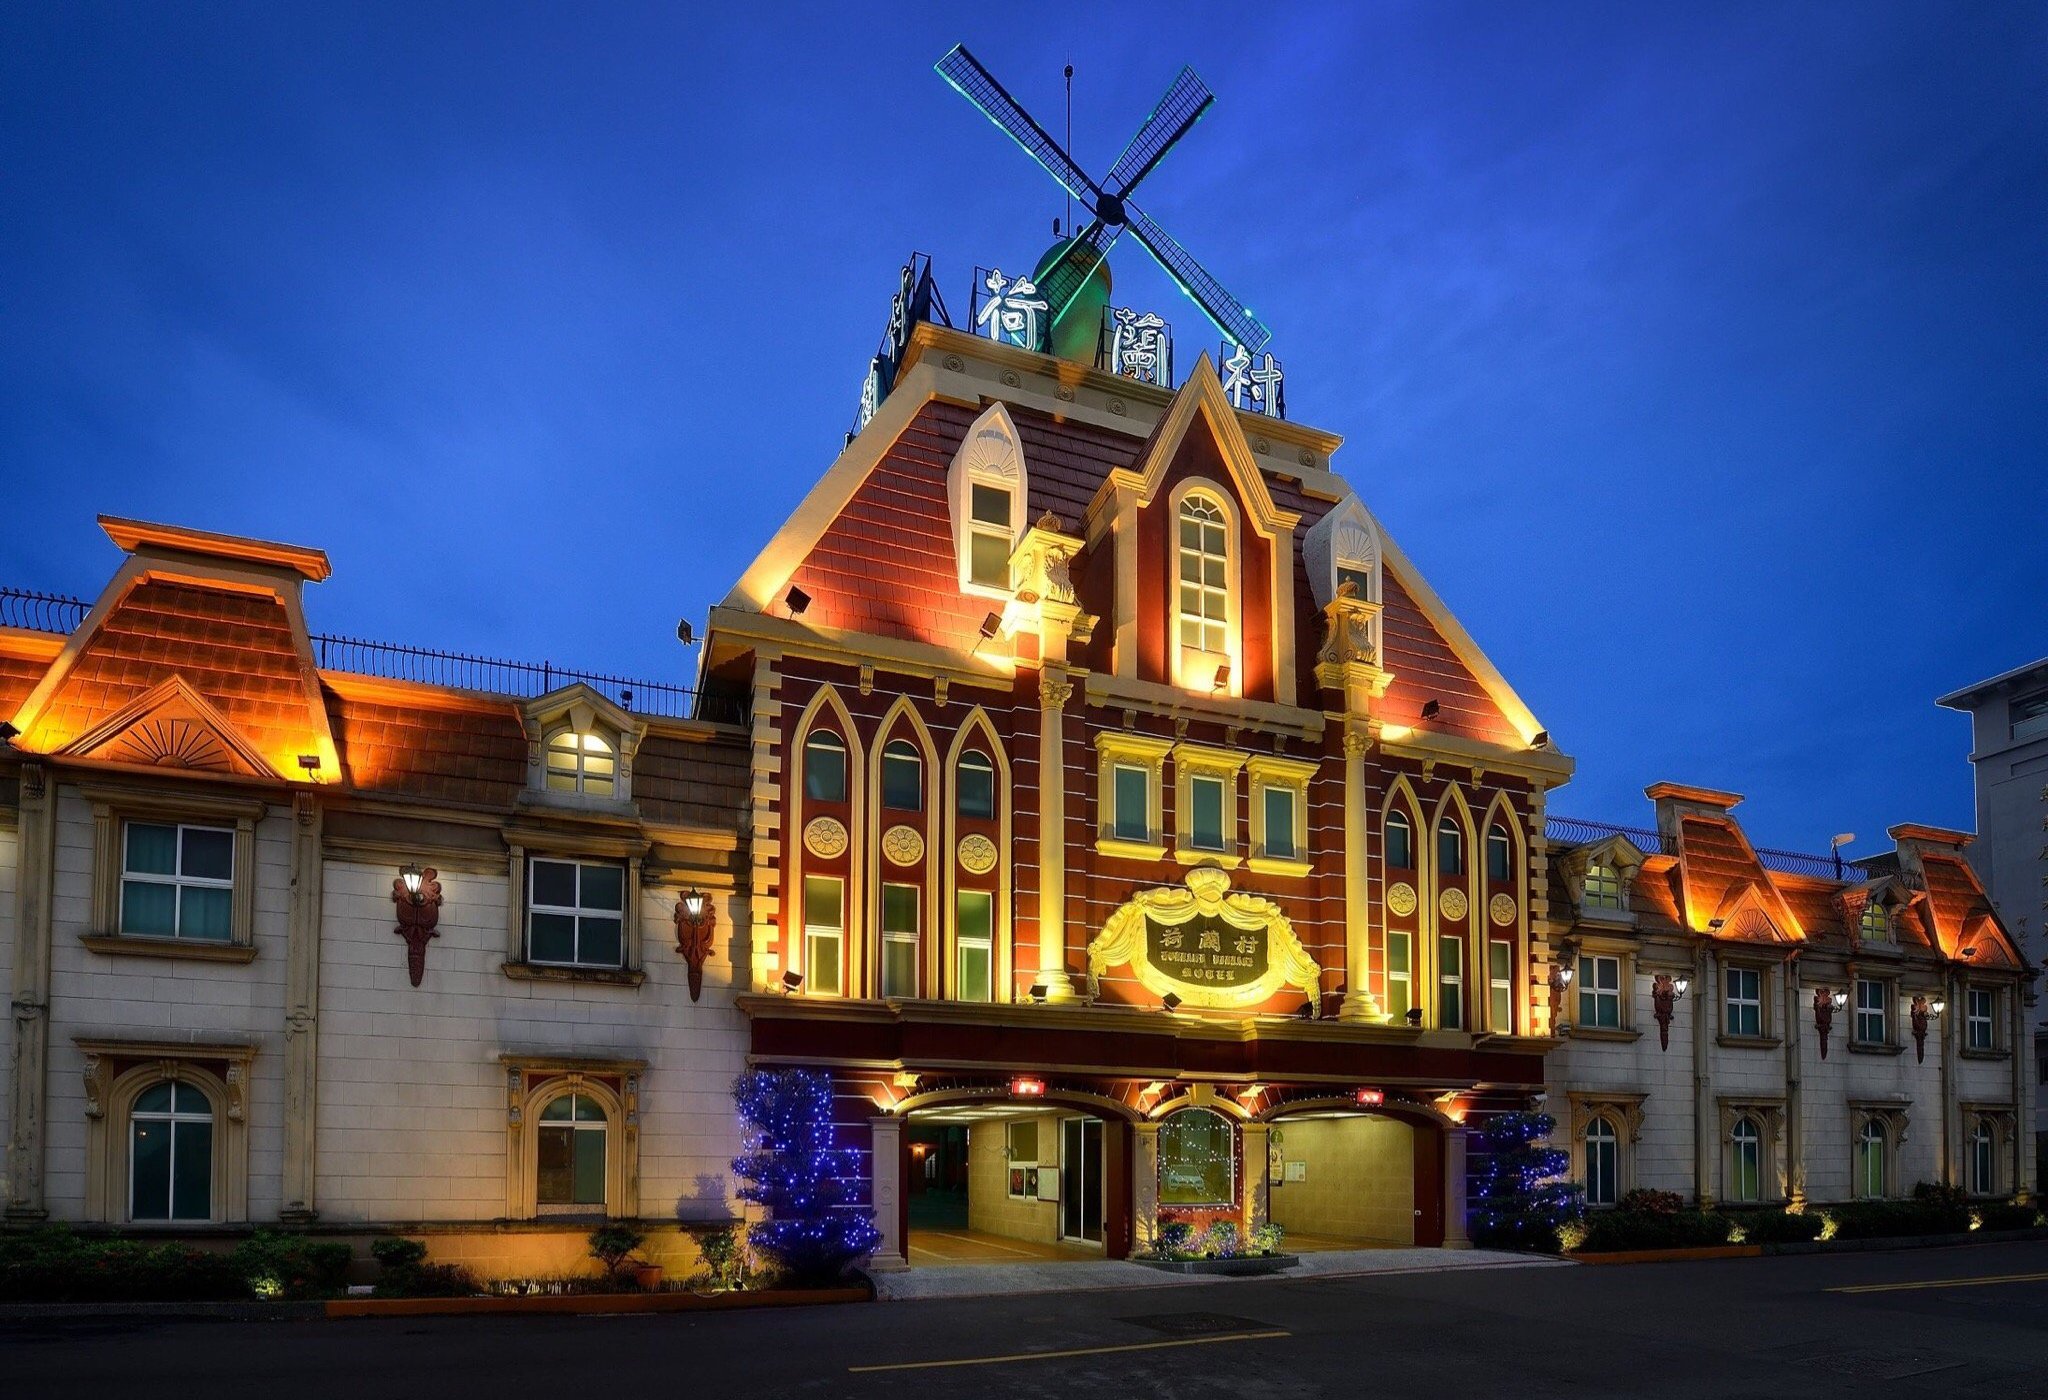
<box><xmin>0</xmin><ymin>587</ymin><xmax>89</xmax><ymax>634</ymax></box>
<box><xmin>310</xmin><ymin>633</ymin><xmax>743</xmax><ymax>725</ymax></box>
<box><xmin>1547</xmin><ymin>815</ymin><xmax>1868</xmax><ymax>881</ymax></box>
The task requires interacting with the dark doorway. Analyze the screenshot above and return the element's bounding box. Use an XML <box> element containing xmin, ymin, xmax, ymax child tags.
<box><xmin>906</xmin><ymin>1123</ymin><xmax>967</xmax><ymax>1230</ymax></box>
<box><xmin>1060</xmin><ymin>1116</ymin><xmax>1104</xmax><ymax>1243</ymax></box>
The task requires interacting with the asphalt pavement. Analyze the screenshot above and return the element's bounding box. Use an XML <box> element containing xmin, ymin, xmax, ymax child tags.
<box><xmin>4</xmin><ymin>1239</ymin><xmax>2046</xmax><ymax>1399</ymax></box>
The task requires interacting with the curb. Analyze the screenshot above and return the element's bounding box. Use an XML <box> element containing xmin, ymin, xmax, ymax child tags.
<box><xmin>1568</xmin><ymin>1225</ymin><xmax>2048</xmax><ymax>1266</ymax></box>
<box><xmin>0</xmin><ymin>1300</ymin><xmax>327</xmax><ymax>1322</ymax></box>
<box><xmin>326</xmin><ymin>1284</ymin><xmax>870</xmax><ymax>1320</ymax></box>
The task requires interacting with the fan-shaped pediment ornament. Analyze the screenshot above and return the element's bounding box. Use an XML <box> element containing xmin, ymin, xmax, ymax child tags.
<box><xmin>955</xmin><ymin>402</ymin><xmax>1023</xmax><ymax>483</ymax></box>
<box><xmin>58</xmin><ymin>675</ymin><xmax>278</xmax><ymax>779</ymax></box>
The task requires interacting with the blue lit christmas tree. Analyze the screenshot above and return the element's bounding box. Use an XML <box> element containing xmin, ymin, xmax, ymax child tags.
<box><xmin>1468</xmin><ymin>1110</ymin><xmax>1582</xmax><ymax>1253</ymax></box>
<box><xmin>731</xmin><ymin>1068</ymin><xmax>881</xmax><ymax>1284</ymax></box>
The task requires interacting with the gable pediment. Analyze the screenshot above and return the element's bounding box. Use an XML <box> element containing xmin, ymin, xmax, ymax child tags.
<box><xmin>58</xmin><ymin>675</ymin><xmax>281</xmax><ymax>780</ymax></box>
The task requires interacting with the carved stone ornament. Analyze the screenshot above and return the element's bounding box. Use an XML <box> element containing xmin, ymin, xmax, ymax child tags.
<box><xmin>1439</xmin><ymin>888</ymin><xmax>1469</xmax><ymax>922</ymax></box>
<box><xmin>957</xmin><ymin>834</ymin><xmax>999</xmax><ymax>875</ymax></box>
<box><xmin>882</xmin><ymin>824</ymin><xmax>925</xmax><ymax>867</ymax></box>
<box><xmin>1387</xmin><ymin>882</ymin><xmax>1418</xmax><ymax>918</ymax></box>
<box><xmin>1317</xmin><ymin>598</ymin><xmax>1378</xmax><ymax>670</ymax></box>
<box><xmin>392</xmin><ymin>868</ymin><xmax>444</xmax><ymax>989</ymax></box>
<box><xmin>1488</xmin><ymin>893</ymin><xmax>1517</xmax><ymax>928</ymax></box>
<box><xmin>803</xmin><ymin>816</ymin><xmax>849</xmax><ymax>859</ymax></box>
<box><xmin>1086</xmin><ymin>865</ymin><xmax>1322</xmax><ymax>1010</ymax></box>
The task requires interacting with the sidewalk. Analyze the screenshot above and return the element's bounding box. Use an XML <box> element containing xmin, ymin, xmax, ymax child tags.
<box><xmin>873</xmin><ymin>1246</ymin><xmax>1567</xmax><ymax>1301</ymax></box>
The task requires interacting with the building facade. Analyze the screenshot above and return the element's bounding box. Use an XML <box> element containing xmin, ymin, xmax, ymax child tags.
<box><xmin>0</xmin><ymin>273</ymin><xmax>2033</xmax><ymax>1275</ymax></box>
<box><xmin>1938</xmin><ymin>658</ymin><xmax>2048</xmax><ymax>1175</ymax></box>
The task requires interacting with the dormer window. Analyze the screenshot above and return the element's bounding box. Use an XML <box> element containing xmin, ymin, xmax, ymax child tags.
<box><xmin>1583</xmin><ymin>862</ymin><xmax>1625</xmax><ymax>912</ymax></box>
<box><xmin>947</xmin><ymin>402</ymin><xmax>1028</xmax><ymax>597</ymax></box>
<box><xmin>1858</xmin><ymin>902</ymin><xmax>1891</xmax><ymax>943</ymax></box>
<box><xmin>967</xmin><ymin>485</ymin><xmax>1013</xmax><ymax>589</ymax></box>
<box><xmin>546</xmin><ymin>728</ymin><xmax>616</xmax><ymax>798</ymax></box>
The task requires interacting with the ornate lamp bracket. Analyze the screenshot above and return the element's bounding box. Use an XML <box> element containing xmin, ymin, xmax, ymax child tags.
<box><xmin>391</xmin><ymin>866</ymin><xmax>443</xmax><ymax>988</ymax></box>
<box><xmin>675</xmin><ymin>890</ymin><xmax>718</xmax><ymax>1002</ymax></box>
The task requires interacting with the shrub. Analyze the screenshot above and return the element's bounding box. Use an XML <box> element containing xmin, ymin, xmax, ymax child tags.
<box><xmin>695</xmin><ymin>1224</ymin><xmax>742</xmax><ymax>1289</ymax></box>
<box><xmin>1154</xmin><ymin>1220</ymin><xmax>1195</xmax><ymax>1258</ymax></box>
<box><xmin>374</xmin><ymin>1261</ymin><xmax>480</xmax><ymax>1298</ymax></box>
<box><xmin>1724</xmin><ymin>1209</ymin><xmax>1825</xmax><ymax>1244</ymax></box>
<box><xmin>1979</xmin><ymin>1201</ymin><xmax>2043</xmax><ymax>1232</ymax></box>
<box><xmin>0</xmin><ymin>1228</ymin><xmax>250</xmax><ymax>1302</ymax></box>
<box><xmin>369</xmin><ymin>1236</ymin><xmax>429</xmax><ymax>1271</ymax></box>
<box><xmin>1248</xmin><ymin>1222</ymin><xmax>1285</xmax><ymax>1256</ymax></box>
<box><xmin>1616</xmin><ymin>1189</ymin><xmax>1687</xmax><ymax>1217</ymax></box>
<box><xmin>1912</xmin><ymin>1181</ymin><xmax>1973</xmax><ymax>1232</ymax></box>
<box><xmin>1827</xmin><ymin>1198</ymin><xmax>1968</xmax><ymax>1241</ymax></box>
<box><xmin>587</xmin><ymin>1223</ymin><xmax>647</xmax><ymax>1276</ymax></box>
<box><xmin>1576</xmin><ymin>1208</ymin><xmax>1734</xmax><ymax>1254</ymax></box>
<box><xmin>1198</xmin><ymin>1220</ymin><xmax>1244</xmax><ymax>1259</ymax></box>
<box><xmin>230</xmin><ymin>1230</ymin><xmax>353</xmax><ymax>1300</ymax></box>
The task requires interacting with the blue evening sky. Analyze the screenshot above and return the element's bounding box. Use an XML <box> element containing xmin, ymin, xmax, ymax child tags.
<box><xmin>3</xmin><ymin>3</ymin><xmax>2042</xmax><ymax>857</ymax></box>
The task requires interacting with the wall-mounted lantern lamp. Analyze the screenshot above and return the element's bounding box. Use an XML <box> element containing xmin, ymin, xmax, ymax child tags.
<box><xmin>1651</xmin><ymin>973</ymin><xmax>1687</xmax><ymax>1051</ymax></box>
<box><xmin>390</xmin><ymin>863</ymin><xmax>442</xmax><ymax>987</ymax></box>
<box><xmin>674</xmin><ymin>888</ymin><xmax>717</xmax><ymax>1002</ymax></box>
<box><xmin>1814</xmin><ymin>986</ymin><xmax>1845</xmax><ymax>1059</ymax></box>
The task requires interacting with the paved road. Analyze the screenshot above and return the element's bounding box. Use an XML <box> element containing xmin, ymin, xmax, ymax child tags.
<box><xmin>4</xmin><ymin>1241</ymin><xmax>2046</xmax><ymax>1399</ymax></box>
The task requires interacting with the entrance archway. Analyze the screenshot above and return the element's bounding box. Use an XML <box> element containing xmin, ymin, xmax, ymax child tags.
<box><xmin>1259</xmin><ymin>1099</ymin><xmax>1450</xmax><ymax>1248</ymax></box>
<box><xmin>892</xmin><ymin>1090</ymin><xmax>1135</xmax><ymax>1266</ymax></box>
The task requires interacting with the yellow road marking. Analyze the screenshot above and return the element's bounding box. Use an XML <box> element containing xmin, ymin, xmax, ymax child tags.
<box><xmin>1829</xmin><ymin>1270</ymin><xmax>2048</xmax><ymax>1295</ymax></box>
<box><xmin>849</xmin><ymin>1329</ymin><xmax>1291</xmax><ymax>1373</ymax></box>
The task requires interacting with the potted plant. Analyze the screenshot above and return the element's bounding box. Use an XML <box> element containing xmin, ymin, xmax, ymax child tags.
<box><xmin>587</xmin><ymin>1222</ymin><xmax>658</xmax><ymax>1290</ymax></box>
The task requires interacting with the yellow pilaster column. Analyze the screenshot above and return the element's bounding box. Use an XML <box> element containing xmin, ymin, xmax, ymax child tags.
<box><xmin>1339</xmin><ymin>727</ymin><xmax>1388</xmax><ymax>1022</ymax></box>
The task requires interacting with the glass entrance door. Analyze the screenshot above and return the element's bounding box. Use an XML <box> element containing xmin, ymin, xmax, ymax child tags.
<box><xmin>1060</xmin><ymin>1117</ymin><xmax>1104</xmax><ymax>1244</ymax></box>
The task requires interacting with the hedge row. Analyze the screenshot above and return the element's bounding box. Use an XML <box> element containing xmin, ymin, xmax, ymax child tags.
<box><xmin>1568</xmin><ymin>1184</ymin><xmax>2043</xmax><ymax>1255</ymax></box>
<box><xmin>0</xmin><ymin>1228</ymin><xmax>350</xmax><ymax>1303</ymax></box>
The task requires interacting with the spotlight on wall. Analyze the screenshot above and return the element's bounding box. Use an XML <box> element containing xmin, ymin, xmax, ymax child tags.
<box><xmin>1211</xmin><ymin>662</ymin><xmax>1231</xmax><ymax>692</ymax></box>
<box><xmin>1295</xmin><ymin>999</ymin><xmax>1316</xmax><ymax>1020</ymax></box>
<box><xmin>979</xmin><ymin>612</ymin><xmax>1003</xmax><ymax>640</ymax></box>
<box><xmin>1531</xmin><ymin>730</ymin><xmax>1550</xmax><ymax>749</ymax></box>
<box><xmin>1028</xmin><ymin>982</ymin><xmax>1049</xmax><ymax>1004</ymax></box>
<box><xmin>399</xmin><ymin>862</ymin><xmax>426</xmax><ymax>905</ymax></box>
<box><xmin>296</xmin><ymin>754</ymin><xmax>321</xmax><ymax>778</ymax></box>
<box><xmin>1707</xmin><ymin>917</ymin><xmax>1726</xmax><ymax>933</ymax></box>
<box><xmin>1161</xmin><ymin>992</ymin><xmax>1183</xmax><ymax>1013</ymax></box>
<box><xmin>1404</xmin><ymin>1007</ymin><xmax>1423</xmax><ymax>1028</ymax></box>
<box><xmin>780</xmin><ymin>970</ymin><xmax>804</xmax><ymax>994</ymax></box>
<box><xmin>1959</xmin><ymin>945</ymin><xmax>1978</xmax><ymax>959</ymax></box>
<box><xmin>0</xmin><ymin>720</ymin><xmax>18</xmax><ymax>743</ymax></box>
<box><xmin>1420</xmin><ymin>699</ymin><xmax>1440</xmax><ymax>720</ymax></box>
<box><xmin>676</xmin><ymin>619</ymin><xmax>696</xmax><ymax>646</ymax></box>
<box><xmin>784</xmin><ymin>586</ymin><xmax>811</xmax><ymax>617</ymax></box>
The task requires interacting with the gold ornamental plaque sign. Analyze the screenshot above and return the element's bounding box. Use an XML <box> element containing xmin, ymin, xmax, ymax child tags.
<box><xmin>1086</xmin><ymin>865</ymin><xmax>1321</xmax><ymax>1010</ymax></box>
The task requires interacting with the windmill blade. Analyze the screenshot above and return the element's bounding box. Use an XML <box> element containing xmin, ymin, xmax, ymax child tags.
<box><xmin>1104</xmin><ymin>67</ymin><xmax>1215</xmax><ymax>198</ymax></box>
<box><xmin>1123</xmin><ymin>199</ymin><xmax>1272</xmax><ymax>353</ymax></box>
<box><xmin>1037</xmin><ymin>218</ymin><xmax>1125</xmax><ymax>330</ymax></box>
<box><xmin>936</xmin><ymin>45</ymin><xmax>1103</xmax><ymax>209</ymax></box>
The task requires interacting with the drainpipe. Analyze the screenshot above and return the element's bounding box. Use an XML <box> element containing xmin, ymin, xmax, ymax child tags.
<box><xmin>1940</xmin><ymin>966</ymin><xmax>1959</xmax><ymax>1187</ymax></box>
<box><xmin>1783</xmin><ymin>948</ymin><xmax>1804</xmax><ymax>1209</ymax></box>
<box><xmin>1694</xmin><ymin>939</ymin><xmax>1714</xmax><ymax>1207</ymax></box>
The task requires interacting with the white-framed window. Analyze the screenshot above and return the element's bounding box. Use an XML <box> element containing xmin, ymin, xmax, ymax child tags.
<box><xmin>1112</xmin><ymin>764</ymin><xmax>1151</xmax><ymax>842</ymax></box>
<box><xmin>527</xmin><ymin>859</ymin><xmax>625</xmax><ymax>968</ymax></box>
<box><xmin>120</xmin><ymin>821</ymin><xmax>234</xmax><ymax>941</ymax></box>
<box><xmin>2013</xmin><ymin>690</ymin><xmax>2048</xmax><ymax>742</ymax></box>
<box><xmin>1385</xmin><ymin>931</ymin><xmax>1412</xmax><ymax>1022</ymax></box>
<box><xmin>1385</xmin><ymin>811</ymin><xmax>1414</xmax><ymax>870</ymax></box>
<box><xmin>536</xmin><ymin>1092</ymin><xmax>609</xmax><ymax>1210</ymax></box>
<box><xmin>804</xmin><ymin>730</ymin><xmax>847</xmax><ymax>803</ymax></box>
<box><xmin>128</xmin><ymin>1080</ymin><xmax>213</xmax><ymax>1222</ymax></box>
<box><xmin>1858</xmin><ymin>902</ymin><xmax>1892</xmax><ymax>943</ymax></box>
<box><xmin>1729</xmin><ymin>1117</ymin><xmax>1762</xmax><ymax>1203</ymax></box>
<box><xmin>957</xmin><ymin>750</ymin><xmax>996</xmax><ymax>820</ymax></box>
<box><xmin>948</xmin><ymin>401</ymin><xmax>1027</xmax><ymax>597</ymax></box>
<box><xmin>1486</xmin><ymin>825</ymin><xmax>1513</xmax><ymax>883</ymax></box>
<box><xmin>1584</xmin><ymin>1115</ymin><xmax>1619</xmax><ymax>1207</ymax></box>
<box><xmin>1725</xmin><ymin>966</ymin><xmax>1763</xmax><ymax>1038</ymax></box>
<box><xmin>1335</xmin><ymin>563</ymin><xmax>1375</xmax><ymax>600</ymax></box>
<box><xmin>1436</xmin><ymin>820</ymin><xmax>1465</xmax><ymax>877</ymax></box>
<box><xmin>1438</xmin><ymin>935</ymin><xmax>1464</xmax><ymax>1030</ymax></box>
<box><xmin>881</xmin><ymin>883</ymin><xmax>919</xmax><ymax>998</ymax></box>
<box><xmin>1968</xmin><ymin>1120</ymin><xmax>1997</xmax><ymax>1195</ymax></box>
<box><xmin>966</xmin><ymin>483</ymin><xmax>1014</xmax><ymax>590</ymax></box>
<box><xmin>803</xmin><ymin>875</ymin><xmax>844</xmax><ymax>996</ymax></box>
<box><xmin>1488</xmin><ymin>939</ymin><xmax>1514</xmax><ymax>1033</ymax></box>
<box><xmin>1176</xmin><ymin>495</ymin><xmax>1229</xmax><ymax>657</ymax></box>
<box><xmin>1582</xmin><ymin>861</ymin><xmax>1625</xmax><ymax>912</ymax></box>
<box><xmin>1578</xmin><ymin>954</ymin><xmax>1622</xmax><ymax>1029</ymax></box>
<box><xmin>1853</xmin><ymin>978</ymin><xmax>1888</xmax><ymax>1045</ymax></box>
<box><xmin>1965</xmin><ymin>987</ymin><xmax>1997</xmax><ymax>1051</ymax></box>
<box><xmin>955</xmin><ymin>889</ymin><xmax>993</xmax><ymax>1002</ymax></box>
<box><xmin>545</xmin><ymin>728</ymin><xmax>616</xmax><ymax>798</ymax></box>
<box><xmin>1262</xmin><ymin>786</ymin><xmax>1297</xmax><ymax>861</ymax></box>
<box><xmin>881</xmin><ymin>739</ymin><xmax>923</xmax><ymax>812</ymax></box>
<box><xmin>1854</xmin><ymin>1118</ymin><xmax>1888</xmax><ymax>1199</ymax></box>
<box><xmin>1188</xmin><ymin>773</ymin><xmax>1228</xmax><ymax>852</ymax></box>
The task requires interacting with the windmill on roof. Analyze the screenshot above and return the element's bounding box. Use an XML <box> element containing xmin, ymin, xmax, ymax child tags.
<box><xmin>936</xmin><ymin>45</ymin><xmax>1273</xmax><ymax>371</ymax></box>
